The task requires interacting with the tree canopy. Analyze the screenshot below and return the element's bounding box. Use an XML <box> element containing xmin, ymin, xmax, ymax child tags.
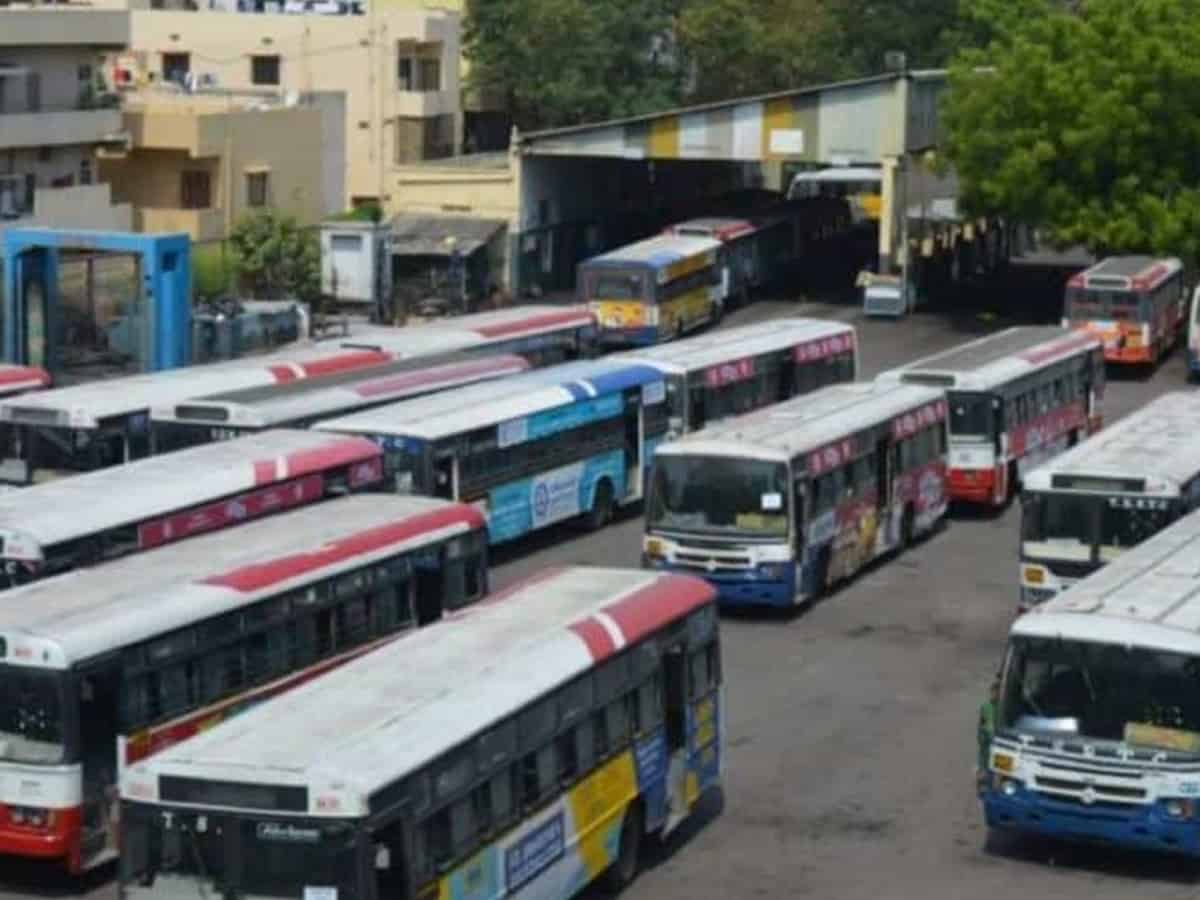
<box><xmin>229</xmin><ymin>210</ymin><xmax>321</xmax><ymax>304</ymax></box>
<box><xmin>943</xmin><ymin>0</ymin><xmax>1200</xmax><ymax>261</ymax></box>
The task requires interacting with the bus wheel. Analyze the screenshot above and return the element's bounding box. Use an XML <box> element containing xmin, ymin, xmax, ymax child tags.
<box><xmin>900</xmin><ymin>506</ymin><xmax>915</xmax><ymax>549</ymax></box>
<box><xmin>586</xmin><ymin>479</ymin><xmax>615</xmax><ymax>531</ymax></box>
<box><xmin>602</xmin><ymin>801</ymin><xmax>643</xmax><ymax>892</ymax></box>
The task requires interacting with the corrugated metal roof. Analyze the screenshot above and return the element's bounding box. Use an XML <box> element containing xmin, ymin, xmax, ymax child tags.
<box><xmin>388</xmin><ymin>215</ymin><xmax>505</xmax><ymax>257</ymax></box>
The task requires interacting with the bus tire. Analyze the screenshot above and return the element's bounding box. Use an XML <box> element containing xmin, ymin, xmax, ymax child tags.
<box><xmin>602</xmin><ymin>800</ymin><xmax>643</xmax><ymax>893</ymax></box>
<box><xmin>586</xmin><ymin>479</ymin><xmax>615</xmax><ymax>531</ymax></box>
<box><xmin>900</xmin><ymin>505</ymin><xmax>915</xmax><ymax>549</ymax></box>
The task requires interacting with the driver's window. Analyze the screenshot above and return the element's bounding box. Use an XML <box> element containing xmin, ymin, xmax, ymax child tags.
<box><xmin>792</xmin><ymin>482</ymin><xmax>806</xmax><ymax>551</ymax></box>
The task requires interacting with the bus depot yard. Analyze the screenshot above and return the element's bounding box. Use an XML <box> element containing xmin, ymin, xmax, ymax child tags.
<box><xmin>0</xmin><ymin>288</ymin><xmax>1194</xmax><ymax>900</ymax></box>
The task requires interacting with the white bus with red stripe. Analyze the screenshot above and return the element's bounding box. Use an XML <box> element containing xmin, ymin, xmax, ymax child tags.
<box><xmin>0</xmin><ymin>364</ymin><xmax>50</xmax><ymax>399</ymax></box>
<box><xmin>875</xmin><ymin>327</ymin><xmax>1105</xmax><ymax>507</ymax></box>
<box><xmin>0</xmin><ymin>429</ymin><xmax>383</xmax><ymax>588</ymax></box>
<box><xmin>0</xmin><ymin>305</ymin><xmax>595</xmax><ymax>485</ymax></box>
<box><xmin>149</xmin><ymin>350</ymin><xmax>533</xmax><ymax>452</ymax></box>
<box><xmin>118</xmin><ymin>566</ymin><xmax>721</xmax><ymax>900</ymax></box>
<box><xmin>0</xmin><ymin>494</ymin><xmax>487</xmax><ymax>875</ymax></box>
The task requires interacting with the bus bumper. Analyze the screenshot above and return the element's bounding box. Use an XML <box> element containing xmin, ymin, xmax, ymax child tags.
<box><xmin>947</xmin><ymin>467</ymin><xmax>1000</xmax><ymax>505</ymax></box>
<box><xmin>982</xmin><ymin>787</ymin><xmax>1200</xmax><ymax>856</ymax></box>
<box><xmin>643</xmin><ymin>558</ymin><xmax>796</xmax><ymax>607</ymax></box>
<box><xmin>1103</xmin><ymin>343</ymin><xmax>1153</xmax><ymax>364</ymax></box>
<box><xmin>0</xmin><ymin>806</ymin><xmax>80</xmax><ymax>868</ymax></box>
<box><xmin>598</xmin><ymin>327</ymin><xmax>658</xmax><ymax>347</ymax></box>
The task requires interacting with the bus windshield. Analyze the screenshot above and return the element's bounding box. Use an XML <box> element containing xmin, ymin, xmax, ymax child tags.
<box><xmin>588</xmin><ymin>272</ymin><xmax>645</xmax><ymax>301</ymax></box>
<box><xmin>122</xmin><ymin>809</ymin><xmax>359</xmax><ymax>898</ymax></box>
<box><xmin>0</xmin><ymin>665</ymin><xmax>67</xmax><ymax>764</ymax></box>
<box><xmin>648</xmin><ymin>455</ymin><xmax>789</xmax><ymax>537</ymax></box>
<box><xmin>1000</xmin><ymin>637</ymin><xmax>1200</xmax><ymax>754</ymax></box>
<box><xmin>947</xmin><ymin>392</ymin><xmax>994</xmax><ymax>439</ymax></box>
<box><xmin>1021</xmin><ymin>492</ymin><xmax>1177</xmax><ymax>558</ymax></box>
<box><xmin>1067</xmin><ymin>288</ymin><xmax>1145</xmax><ymax>320</ymax></box>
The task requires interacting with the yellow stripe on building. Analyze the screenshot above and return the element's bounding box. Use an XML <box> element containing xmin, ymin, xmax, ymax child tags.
<box><xmin>648</xmin><ymin>115</ymin><xmax>680</xmax><ymax>159</ymax></box>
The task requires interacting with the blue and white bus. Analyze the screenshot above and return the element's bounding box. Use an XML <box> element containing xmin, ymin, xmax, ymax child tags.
<box><xmin>314</xmin><ymin>359</ymin><xmax>670</xmax><ymax>542</ymax></box>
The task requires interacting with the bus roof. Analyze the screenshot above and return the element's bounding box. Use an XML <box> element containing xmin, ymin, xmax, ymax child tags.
<box><xmin>874</xmin><ymin>326</ymin><xmax>1099</xmax><ymax>393</ymax></box>
<box><xmin>1068</xmin><ymin>255</ymin><xmax>1184</xmax><ymax>291</ymax></box>
<box><xmin>664</xmin><ymin>218</ymin><xmax>758</xmax><ymax>242</ymax></box>
<box><xmin>789</xmin><ymin>166</ymin><xmax>882</xmax><ymax>184</ymax></box>
<box><xmin>1023</xmin><ymin>392</ymin><xmax>1200</xmax><ymax>495</ymax></box>
<box><xmin>0</xmin><ymin>363</ymin><xmax>51</xmax><ymax>397</ymax></box>
<box><xmin>339</xmin><ymin>305</ymin><xmax>595</xmax><ymax>356</ymax></box>
<box><xmin>618</xmin><ymin>318</ymin><xmax>854</xmax><ymax>375</ymax></box>
<box><xmin>314</xmin><ymin>358</ymin><xmax>665</xmax><ymax>442</ymax></box>
<box><xmin>0</xmin><ymin>341</ymin><xmax>397</xmax><ymax>430</ymax></box>
<box><xmin>654</xmin><ymin>381</ymin><xmax>945</xmax><ymax>464</ymax></box>
<box><xmin>122</xmin><ymin>566</ymin><xmax>714</xmax><ymax>813</ymax></box>
<box><xmin>150</xmin><ymin>352</ymin><xmax>532</xmax><ymax>430</ymax></box>
<box><xmin>0</xmin><ymin>429</ymin><xmax>380</xmax><ymax>559</ymax></box>
<box><xmin>580</xmin><ymin>234</ymin><xmax>722</xmax><ymax>270</ymax></box>
<box><xmin>1012</xmin><ymin>507</ymin><xmax>1200</xmax><ymax>657</ymax></box>
<box><xmin>0</xmin><ymin>495</ymin><xmax>482</xmax><ymax>669</ymax></box>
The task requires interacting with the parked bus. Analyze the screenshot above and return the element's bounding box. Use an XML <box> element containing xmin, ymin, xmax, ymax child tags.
<box><xmin>663</xmin><ymin>216</ymin><xmax>792</xmax><ymax>305</ymax></box>
<box><xmin>1062</xmin><ymin>255</ymin><xmax>1187</xmax><ymax>365</ymax></box>
<box><xmin>1018</xmin><ymin>390</ymin><xmax>1200</xmax><ymax>610</ymax></box>
<box><xmin>150</xmin><ymin>351</ymin><xmax>532</xmax><ymax>452</ymax></box>
<box><xmin>0</xmin><ymin>305</ymin><xmax>595</xmax><ymax>485</ymax></box>
<box><xmin>620</xmin><ymin>318</ymin><xmax>857</xmax><ymax>437</ymax></box>
<box><xmin>119</xmin><ymin>566</ymin><xmax>721</xmax><ymax>899</ymax></box>
<box><xmin>0</xmin><ymin>363</ymin><xmax>50</xmax><ymax>398</ymax></box>
<box><xmin>787</xmin><ymin>166</ymin><xmax>883</xmax><ymax>224</ymax></box>
<box><xmin>578</xmin><ymin>234</ymin><xmax>725</xmax><ymax>347</ymax></box>
<box><xmin>0</xmin><ymin>429</ymin><xmax>382</xmax><ymax>588</ymax></box>
<box><xmin>315</xmin><ymin>358</ymin><xmax>672</xmax><ymax>543</ymax></box>
<box><xmin>0</xmin><ymin>494</ymin><xmax>487</xmax><ymax>874</ymax></box>
<box><xmin>875</xmin><ymin>327</ymin><xmax>1105</xmax><ymax>507</ymax></box>
<box><xmin>982</xmin><ymin>507</ymin><xmax>1200</xmax><ymax>858</ymax></box>
<box><xmin>643</xmin><ymin>382</ymin><xmax>949</xmax><ymax>607</ymax></box>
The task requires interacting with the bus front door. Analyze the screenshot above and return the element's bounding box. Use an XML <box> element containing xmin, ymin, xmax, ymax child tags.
<box><xmin>76</xmin><ymin>658</ymin><xmax>122</xmax><ymax>869</ymax></box>
<box><xmin>661</xmin><ymin>643</ymin><xmax>690</xmax><ymax>835</ymax></box>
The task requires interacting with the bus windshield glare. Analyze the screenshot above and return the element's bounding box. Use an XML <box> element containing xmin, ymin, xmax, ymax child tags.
<box><xmin>1000</xmin><ymin>637</ymin><xmax>1200</xmax><ymax>753</ymax></box>
<box><xmin>947</xmin><ymin>392</ymin><xmax>994</xmax><ymax>439</ymax></box>
<box><xmin>648</xmin><ymin>455</ymin><xmax>789</xmax><ymax>537</ymax></box>
<box><xmin>590</xmin><ymin>272</ymin><xmax>645</xmax><ymax>300</ymax></box>
<box><xmin>0</xmin><ymin>665</ymin><xmax>67</xmax><ymax>764</ymax></box>
<box><xmin>1021</xmin><ymin>493</ymin><xmax>1177</xmax><ymax>556</ymax></box>
<box><xmin>122</xmin><ymin>808</ymin><xmax>358</xmax><ymax>898</ymax></box>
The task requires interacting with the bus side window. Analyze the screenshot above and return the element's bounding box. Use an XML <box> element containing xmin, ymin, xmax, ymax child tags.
<box><xmin>433</xmin><ymin>456</ymin><xmax>454</xmax><ymax>500</ymax></box>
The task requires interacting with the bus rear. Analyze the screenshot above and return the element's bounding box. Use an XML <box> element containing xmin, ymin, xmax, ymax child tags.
<box><xmin>1189</xmin><ymin>285</ymin><xmax>1200</xmax><ymax>379</ymax></box>
<box><xmin>1063</xmin><ymin>255</ymin><xmax>1186</xmax><ymax>364</ymax></box>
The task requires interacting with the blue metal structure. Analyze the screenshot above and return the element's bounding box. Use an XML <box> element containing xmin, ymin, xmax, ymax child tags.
<box><xmin>2</xmin><ymin>228</ymin><xmax>192</xmax><ymax>373</ymax></box>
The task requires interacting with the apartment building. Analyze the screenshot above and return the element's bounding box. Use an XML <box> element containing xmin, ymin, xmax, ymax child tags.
<box><xmin>0</xmin><ymin>5</ymin><xmax>133</xmax><ymax>236</ymax></box>
<box><xmin>122</xmin><ymin>6</ymin><xmax>461</xmax><ymax>209</ymax></box>
<box><xmin>97</xmin><ymin>88</ymin><xmax>345</xmax><ymax>244</ymax></box>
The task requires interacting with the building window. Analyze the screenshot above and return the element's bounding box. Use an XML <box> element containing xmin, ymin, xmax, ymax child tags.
<box><xmin>79</xmin><ymin>158</ymin><xmax>93</xmax><ymax>186</ymax></box>
<box><xmin>397</xmin><ymin>56</ymin><xmax>413</xmax><ymax>92</ymax></box>
<box><xmin>418</xmin><ymin>57</ymin><xmax>441</xmax><ymax>92</ymax></box>
<box><xmin>181</xmin><ymin>171</ymin><xmax>212</xmax><ymax>210</ymax></box>
<box><xmin>246</xmin><ymin>171</ymin><xmax>270</xmax><ymax>207</ymax></box>
<box><xmin>250</xmin><ymin>55</ymin><xmax>280</xmax><ymax>87</ymax></box>
<box><xmin>162</xmin><ymin>53</ymin><xmax>190</xmax><ymax>84</ymax></box>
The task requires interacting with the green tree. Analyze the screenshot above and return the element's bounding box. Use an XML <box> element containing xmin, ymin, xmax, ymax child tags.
<box><xmin>825</xmin><ymin>0</ymin><xmax>961</xmax><ymax>76</ymax></box>
<box><xmin>943</xmin><ymin>0</ymin><xmax>1200</xmax><ymax>262</ymax></box>
<box><xmin>464</xmin><ymin>0</ymin><xmax>685</xmax><ymax>131</ymax></box>
<box><xmin>228</xmin><ymin>210</ymin><xmax>321</xmax><ymax>303</ymax></box>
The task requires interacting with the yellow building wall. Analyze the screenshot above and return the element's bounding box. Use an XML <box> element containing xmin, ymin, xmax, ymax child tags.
<box><xmin>126</xmin><ymin>7</ymin><xmax>461</xmax><ymax>203</ymax></box>
<box><xmin>100</xmin><ymin>104</ymin><xmax>325</xmax><ymax>242</ymax></box>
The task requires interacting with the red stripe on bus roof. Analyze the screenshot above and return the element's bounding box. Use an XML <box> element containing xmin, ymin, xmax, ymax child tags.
<box><xmin>282</xmin><ymin>436</ymin><xmax>381</xmax><ymax>478</ymax></box>
<box><xmin>353</xmin><ymin>355</ymin><xmax>530</xmax><ymax>399</ymax></box>
<box><xmin>592</xmin><ymin>574</ymin><xmax>715</xmax><ymax>657</ymax></box>
<box><xmin>477</xmin><ymin>566</ymin><xmax>571</xmax><ymax>608</ymax></box>
<box><xmin>471</xmin><ymin>309</ymin><xmax>595</xmax><ymax>339</ymax></box>
<box><xmin>299</xmin><ymin>350</ymin><xmax>393</xmax><ymax>377</ymax></box>
<box><xmin>269</xmin><ymin>364</ymin><xmax>300</xmax><ymax>383</ymax></box>
<box><xmin>568</xmin><ymin>617</ymin><xmax>617</xmax><ymax>660</ymax></box>
<box><xmin>1017</xmin><ymin>331</ymin><xmax>1100</xmax><ymax>367</ymax></box>
<box><xmin>0</xmin><ymin>365</ymin><xmax>50</xmax><ymax>388</ymax></box>
<box><xmin>203</xmin><ymin>504</ymin><xmax>486</xmax><ymax>592</ymax></box>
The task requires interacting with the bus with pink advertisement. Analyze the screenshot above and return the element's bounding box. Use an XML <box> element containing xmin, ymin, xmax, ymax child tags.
<box><xmin>643</xmin><ymin>382</ymin><xmax>949</xmax><ymax>607</ymax></box>
<box><xmin>875</xmin><ymin>327</ymin><xmax>1105</xmax><ymax>508</ymax></box>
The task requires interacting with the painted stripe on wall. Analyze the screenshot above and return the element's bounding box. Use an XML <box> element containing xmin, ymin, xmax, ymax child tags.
<box><xmin>648</xmin><ymin>115</ymin><xmax>680</xmax><ymax>159</ymax></box>
<box><xmin>732</xmin><ymin>102</ymin><xmax>763</xmax><ymax>161</ymax></box>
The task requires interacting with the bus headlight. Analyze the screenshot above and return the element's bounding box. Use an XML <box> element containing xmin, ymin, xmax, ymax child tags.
<box><xmin>8</xmin><ymin>806</ymin><xmax>53</xmax><ymax>829</ymax></box>
<box><xmin>1022</xmin><ymin>566</ymin><xmax>1044</xmax><ymax>585</ymax></box>
<box><xmin>991</xmin><ymin>751</ymin><xmax>1015</xmax><ymax>774</ymax></box>
<box><xmin>643</xmin><ymin>539</ymin><xmax>665</xmax><ymax>561</ymax></box>
<box><xmin>999</xmin><ymin>778</ymin><xmax>1022</xmax><ymax>797</ymax></box>
<box><xmin>758</xmin><ymin>563</ymin><xmax>784</xmax><ymax>579</ymax></box>
<box><xmin>1164</xmin><ymin>798</ymin><xmax>1194</xmax><ymax>820</ymax></box>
